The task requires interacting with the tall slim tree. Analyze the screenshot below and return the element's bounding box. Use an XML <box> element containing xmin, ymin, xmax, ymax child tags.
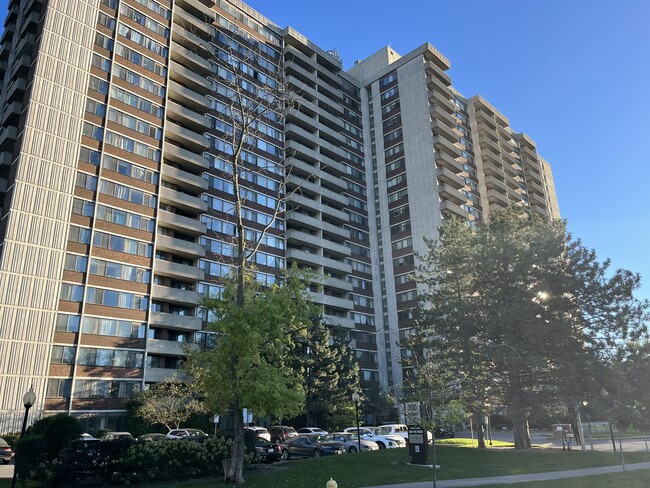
<box><xmin>415</xmin><ymin>208</ymin><xmax>649</xmax><ymax>449</ymax></box>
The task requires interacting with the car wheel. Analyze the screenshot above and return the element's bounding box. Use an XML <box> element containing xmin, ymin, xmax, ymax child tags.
<box><xmin>313</xmin><ymin>449</ymin><xmax>322</xmax><ymax>458</ymax></box>
<box><xmin>281</xmin><ymin>449</ymin><xmax>290</xmax><ymax>461</ymax></box>
<box><xmin>348</xmin><ymin>446</ymin><xmax>358</xmax><ymax>453</ymax></box>
<box><xmin>377</xmin><ymin>442</ymin><xmax>385</xmax><ymax>449</ymax></box>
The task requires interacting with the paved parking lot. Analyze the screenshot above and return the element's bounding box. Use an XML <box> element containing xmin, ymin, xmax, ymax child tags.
<box><xmin>0</xmin><ymin>464</ymin><xmax>12</xmax><ymax>479</ymax></box>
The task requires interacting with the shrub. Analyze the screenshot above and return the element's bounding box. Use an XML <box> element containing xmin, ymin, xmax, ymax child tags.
<box><xmin>120</xmin><ymin>436</ymin><xmax>232</xmax><ymax>483</ymax></box>
<box><xmin>14</xmin><ymin>435</ymin><xmax>51</xmax><ymax>487</ymax></box>
<box><xmin>29</xmin><ymin>414</ymin><xmax>83</xmax><ymax>463</ymax></box>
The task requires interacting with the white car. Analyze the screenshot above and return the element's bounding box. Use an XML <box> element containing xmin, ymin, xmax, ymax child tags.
<box><xmin>329</xmin><ymin>432</ymin><xmax>379</xmax><ymax>452</ymax></box>
<box><xmin>343</xmin><ymin>427</ymin><xmax>406</xmax><ymax>449</ymax></box>
<box><xmin>297</xmin><ymin>427</ymin><xmax>328</xmax><ymax>435</ymax></box>
<box><xmin>377</xmin><ymin>424</ymin><xmax>409</xmax><ymax>441</ymax></box>
<box><xmin>244</xmin><ymin>426</ymin><xmax>271</xmax><ymax>442</ymax></box>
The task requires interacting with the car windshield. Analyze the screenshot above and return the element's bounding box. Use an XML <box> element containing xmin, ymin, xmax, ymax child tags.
<box><xmin>312</xmin><ymin>435</ymin><xmax>329</xmax><ymax>442</ymax></box>
<box><xmin>343</xmin><ymin>433</ymin><xmax>359</xmax><ymax>441</ymax></box>
<box><xmin>186</xmin><ymin>430</ymin><xmax>205</xmax><ymax>436</ymax></box>
<box><xmin>376</xmin><ymin>427</ymin><xmax>392</xmax><ymax>435</ymax></box>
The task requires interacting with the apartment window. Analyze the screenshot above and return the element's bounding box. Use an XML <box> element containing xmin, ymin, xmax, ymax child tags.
<box><xmin>79</xmin><ymin>347</ymin><xmax>144</xmax><ymax>368</ymax></box>
<box><xmin>75</xmin><ymin>172</ymin><xmax>97</xmax><ymax>191</ymax></box>
<box><xmin>110</xmin><ymin>86</ymin><xmax>164</xmax><ymax>118</ymax></box>
<box><xmin>105</xmin><ymin>131</ymin><xmax>161</xmax><ymax>161</ymax></box>
<box><xmin>387</xmin><ymin>189</ymin><xmax>408</xmax><ymax>203</ymax></box>
<box><xmin>64</xmin><ymin>254</ymin><xmax>88</xmax><ymax>273</ymax></box>
<box><xmin>82</xmin><ymin>122</ymin><xmax>103</xmax><ymax>141</ymax></box>
<box><xmin>390</xmin><ymin>221</ymin><xmax>411</xmax><ymax>235</ymax></box>
<box><xmin>89</xmin><ymin>76</ymin><xmax>109</xmax><ymax>95</ymax></box>
<box><xmin>379</xmin><ymin>72</ymin><xmax>397</xmax><ymax>88</ymax></box>
<box><xmin>102</xmin><ymin>156</ymin><xmax>158</xmax><ymax>184</ymax></box>
<box><xmin>395</xmin><ymin>274</ymin><xmax>413</xmax><ymax>286</ymax></box>
<box><xmin>381</xmin><ymin>100</ymin><xmax>400</xmax><ymax>115</ymax></box>
<box><xmin>384</xmin><ymin>143</ymin><xmax>404</xmax><ymax>158</ymax></box>
<box><xmin>132</xmin><ymin>0</ymin><xmax>170</xmax><ymax>19</ymax></box>
<box><xmin>68</xmin><ymin>226</ymin><xmax>91</xmax><ymax>245</ymax></box>
<box><xmin>386</xmin><ymin>174</ymin><xmax>407</xmax><ymax>190</ymax></box>
<box><xmin>352</xmin><ymin>295</ymin><xmax>374</xmax><ymax>308</ymax></box>
<box><xmin>56</xmin><ymin>314</ymin><xmax>81</xmax><ymax>333</ymax></box>
<box><xmin>83</xmin><ymin>316</ymin><xmax>145</xmax><ymax>338</ymax></box>
<box><xmin>86</xmin><ymin>99</ymin><xmax>106</xmax><ymax>118</ymax></box>
<box><xmin>391</xmin><ymin>236</ymin><xmax>413</xmax><ymax>252</ymax></box>
<box><xmin>349</xmin><ymin>259</ymin><xmax>372</xmax><ymax>274</ymax></box>
<box><xmin>86</xmin><ymin>287</ymin><xmax>148</xmax><ymax>310</ymax></box>
<box><xmin>383</xmin><ymin>114</ymin><xmax>401</xmax><ymax>131</ymax></box>
<box><xmin>79</xmin><ymin>147</ymin><xmax>101</xmax><ymax>166</ymax></box>
<box><xmin>46</xmin><ymin>379</ymin><xmax>71</xmax><ymax>398</ymax></box>
<box><xmin>115</xmin><ymin>43</ymin><xmax>167</xmax><ymax>77</ymax></box>
<box><xmin>74</xmin><ymin>380</ymin><xmax>141</xmax><ymax>399</ymax></box>
<box><xmin>91</xmin><ymin>53</ymin><xmax>111</xmax><ymax>73</ymax></box>
<box><xmin>108</xmin><ymin>108</ymin><xmax>162</xmax><ymax>139</ymax></box>
<box><xmin>72</xmin><ymin>198</ymin><xmax>94</xmax><ymax>217</ymax></box>
<box><xmin>380</xmin><ymin>86</ymin><xmax>399</xmax><ymax>101</ymax></box>
<box><xmin>95</xmin><ymin>32</ymin><xmax>114</xmax><ymax>51</ymax></box>
<box><xmin>96</xmin><ymin>205</ymin><xmax>155</xmax><ymax>232</ymax></box>
<box><xmin>51</xmin><ymin>345</ymin><xmax>76</xmax><ymax>364</ymax></box>
<box><xmin>119</xmin><ymin>4</ymin><xmax>169</xmax><ymax>38</ymax></box>
<box><xmin>117</xmin><ymin>23</ymin><xmax>168</xmax><ymax>56</ymax></box>
<box><xmin>386</xmin><ymin>158</ymin><xmax>405</xmax><ymax>173</ymax></box>
<box><xmin>93</xmin><ymin>231</ymin><xmax>153</xmax><ymax>257</ymax></box>
<box><xmin>396</xmin><ymin>290</ymin><xmax>417</xmax><ymax>303</ymax></box>
<box><xmin>389</xmin><ymin>205</ymin><xmax>410</xmax><ymax>220</ymax></box>
<box><xmin>89</xmin><ymin>259</ymin><xmax>150</xmax><ymax>283</ymax></box>
<box><xmin>393</xmin><ymin>255</ymin><xmax>415</xmax><ymax>268</ymax></box>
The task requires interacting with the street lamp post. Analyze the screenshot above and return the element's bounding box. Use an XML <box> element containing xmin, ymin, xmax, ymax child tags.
<box><xmin>352</xmin><ymin>391</ymin><xmax>361</xmax><ymax>453</ymax></box>
<box><xmin>582</xmin><ymin>400</ymin><xmax>594</xmax><ymax>451</ymax></box>
<box><xmin>600</xmin><ymin>388</ymin><xmax>618</xmax><ymax>452</ymax></box>
<box><xmin>11</xmin><ymin>386</ymin><xmax>37</xmax><ymax>488</ymax></box>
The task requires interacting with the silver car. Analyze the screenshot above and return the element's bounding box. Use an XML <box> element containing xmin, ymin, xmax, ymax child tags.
<box><xmin>328</xmin><ymin>432</ymin><xmax>379</xmax><ymax>453</ymax></box>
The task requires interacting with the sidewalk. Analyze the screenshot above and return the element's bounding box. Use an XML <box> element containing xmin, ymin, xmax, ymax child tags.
<box><xmin>364</xmin><ymin>461</ymin><xmax>650</xmax><ymax>488</ymax></box>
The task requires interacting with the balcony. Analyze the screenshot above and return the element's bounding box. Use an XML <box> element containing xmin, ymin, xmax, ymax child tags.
<box><xmin>431</xmin><ymin>119</ymin><xmax>458</xmax><ymax>144</ymax></box>
<box><xmin>483</xmin><ymin>162</ymin><xmax>504</xmax><ymax>178</ymax></box>
<box><xmin>322</xmin><ymin>275</ymin><xmax>353</xmax><ymax>293</ymax></box>
<box><xmin>438</xmin><ymin>183</ymin><xmax>466</xmax><ymax>206</ymax></box>
<box><xmin>484</xmin><ymin>174</ymin><xmax>508</xmax><ymax>193</ymax></box>
<box><xmin>162</xmin><ymin>164</ymin><xmax>208</xmax><ymax>193</ymax></box>
<box><xmin>166</xmin><ymin>100</ymin><xmax>210</xmax><ymax>132</ymax></box>
<box><xmin>165</xmin><ymin>121</ymin><xmax>208</xmax><ymax>152</ymax></box>
<box><xmin>158</xmin><ymin>210</ymin><xmax>206</xmax><ymax>235</ymax></box>
<box><xmin>152</xmin><ymin>284</ymin><xmax>201</xmax><ymax>305</ymax></box>
<box><xmin>440</xmin><ymin>200</ymin><xmax>469</xmax><ymax>220</ymax></box>
<box><xmin>170</xmin><ymin>41</ymin><xmax>212</xmax><ymax>76</ymax></box>
<box><xmin>149</xmin><ymin>311</ymin><xmax>202</xmax><ymax>331</ymax></box>
<box><xmin>163</xmin><ymin>142</ymin><xmax>209</xmax><ymax>172</ymax></box>
<box><xmin>168</xmin><ymin>80</ymin><xmax>209</xmax><ymax>114</ymax></box>
<box><xmin>436</xmin><ymin>166</ymin><xmax>465</xmax><ymax>190</ymax></box>
<box><xmin>433</xmin><ymin>135</ymin><xmax>462</xmax><ymax>158</ymax></box>
<box><xmin>285</xmin><ymin>210</ymin><xmax>349</xmax><ymax>239</ymax></box>
<box><xmin>173</xmin><ymin>6</ymin><xmax>212</xmax><ymax>42</ymax></box>
<box><xmin>486</xmin><ymin>188</ymin><xmax>509</xmax><ymax>206</ymax></box>
<box><xmin>322</xmin><ymin>313</ymin><xmax>355</xmax><ymax>329</ymax></box>
<box><xmin>169</xmin><ymin>60</ymin><xmax>210</xmax><ymax>94</ymax></box>
<box><xmin>435</xmin><ymin>151</ymin><xmax>465</xmax><ymax>174</ymax></box>
<box><xmin>160</xmin><ymin>186</ymin><xmax>207</xmax><ymax>215</ymax></box>
<box><xmin>156</xmin><ymin>234</ymin><xmax>205</xmax><ymax>259</ymax></box>
<box><xmin>527</xmin><ymin>179</ymin><xmax>545</xmax><ymax>197</ymax></box>
<box><xmin>286</xmin><ymin>248</ymin><xmax>352</xmax><ymax>274</ymax></box>
<box><xmin>145</xmin><ymin>367</ymin><xmax>188</xmax><ymax>382</ymax></box>
<box><xmin>154</xmin><ymin>258</ymin><xmax>204</xmax><ymax>281</ymax></box>
<box><xmin>311</xmin><ymin>292</ymin><xmax>353</xmax><ymax>311</ymax></box>
<box><xmin>428</xmin><ymin>89</ymin><xmax>456</xmax><ymax>115</ymax></box>
<box><xmin>147</xmin><ymin>338</ymin><xmax>192</xmax><ymax>356</ymax></box>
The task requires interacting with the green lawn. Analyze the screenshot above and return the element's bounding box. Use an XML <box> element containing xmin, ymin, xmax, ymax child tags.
<box><xmin>2</xmin><ymin>446</ymin><xmax>648</xmax><ymax>488</ymax></box>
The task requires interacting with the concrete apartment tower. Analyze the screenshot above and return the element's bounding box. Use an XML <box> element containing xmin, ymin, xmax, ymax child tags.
<box><xmin>0</xmin><ymin>0</ymin><xmax>558</xmax><ymax>430</ymax></box>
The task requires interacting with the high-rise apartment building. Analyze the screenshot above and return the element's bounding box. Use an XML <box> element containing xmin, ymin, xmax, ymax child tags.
<box><xmin>0</xmin><ymin>0</ymin><xmax>558</xmax><ymax>431</ymax></box>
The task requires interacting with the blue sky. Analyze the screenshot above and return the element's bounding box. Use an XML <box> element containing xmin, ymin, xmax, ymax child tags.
<box><xmin>1</xmin><ymin>1</ymin><xmax>648</xmax><ymax>300</ymax></box>
<box><xmin>246</xmin><ymin>0</ymin><xmax>650</xmax><ymax>301</ymax></box>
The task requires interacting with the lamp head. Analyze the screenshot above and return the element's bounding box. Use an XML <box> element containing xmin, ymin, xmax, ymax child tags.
<box><xmin>352</xmin><ymin>391</ymin><xmax>360</xmax><ymax>403</ymax></box>
<box><xmin>23</xmin><ymin>385</ymin><xmax>36</xmax><ymax>408</ymax></box>
<box><xmin>600</xmin><ymin>387</ymin><xmax>609</xmax><ymax>398</ymax></box>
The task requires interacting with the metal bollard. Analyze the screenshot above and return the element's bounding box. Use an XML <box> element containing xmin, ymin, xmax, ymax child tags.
<box><xmin>326</xmin><ymin>478</ymin><xmax>338</xmax><ymax>488</ymax></box>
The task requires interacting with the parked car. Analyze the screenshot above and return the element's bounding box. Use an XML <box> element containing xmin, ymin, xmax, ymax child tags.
<box><xmin>433</xmin><ymin>426</ymin><xmax>456</xmax><ymax>439</ymax></box>
<box><xmin>328</xmin><ymin>432</ymin><xmax>379</xmax><ymax>453</ymax></box>
<box><xmin>377</xmin><ymin>424</ymin><xmax>410</xmax><ymax>441</ymax></box>
<box><xmin>244</xmin><ymin>426</ymin><xmax>271</xmax><ymax>442</ymax></box>
<box><xmin>166</xmin><ymin>428</ymin><xmax>209</xmax><ymax>441</ymax></box>
<box><xmin>281</xmin><ymin>435</ymin><xmax>345</xmax><ymax>459</ymax></box>
<box><xmin>270</xmin><ymin>425</ymin><xmax>297</xmax><ymax>444</ymax></box>
<box><xmin>342</xmin><ymin>427</ymin><xmax>406</xmax><ymax>449</ymax></box>
<box><xmin>100</xmin><ymin>432</ymin><xmax>135</xmax><ymax>442</ymax></box>
<box><xmin>252</xmin><ymin>438</ymin><xmax>283</xmax><ymax>463</ymax></box>
<box><xmin>136</xmin><ymin>433</ymin><xmax>168</xmax><ymax>442</ymax></box>
<box><xmin>0</xmin><ymin>438</ymin><xmax>13</xmax><ymax>464</ymax></box>
<box><xmin>296</xmin><ymin>427</ymin><xmax>328</xmax><ymax>435</ymax></box>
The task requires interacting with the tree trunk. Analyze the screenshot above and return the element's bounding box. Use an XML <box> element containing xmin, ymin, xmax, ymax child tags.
<box><xmin>510</xmin><ymin>386</ymin><xmax>530</xmax><ymax>449</ymax></box>
<box><xmin>227</xmin><ymin>397</ymin><xmax>245</xmax><ymax>483</ymax></box>
<box><xmin>473</xmin><ymin>411</ymin><xmax>486</xmax><ymax>448</ymax></box>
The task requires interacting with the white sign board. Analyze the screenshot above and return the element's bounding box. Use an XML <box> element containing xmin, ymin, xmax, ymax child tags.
<box><xmin>402</xmin><ymin>402</ymin><xmax>422</xmax><ymax>425</ymax></box>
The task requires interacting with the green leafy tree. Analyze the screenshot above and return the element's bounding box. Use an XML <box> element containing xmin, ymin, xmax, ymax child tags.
<box><xmin>415</xmin><ymin>208</ymin><xmax>648</xmax><ymax>449</ymax></box>
<box><xmin>131</xmin><ymin>375</ymin><xmax>207</xmax><ymax>431</ymax></box>
<box><xmin>184</xmin><ymin>267</ymin><xmax>317</xmax><ymax>481</ymax></box>
<box><xmin>294</xmin><ymin>322</ymin><xmax>360</xmax><ymax>429</ymax></box>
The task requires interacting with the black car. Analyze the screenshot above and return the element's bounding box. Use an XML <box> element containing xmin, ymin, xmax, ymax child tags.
<box><xmin>433</xmin><ymin>426</ymin><xmax>455</xmax><ymax>439</ymax></box>
<box><xmin>270</xmin><ymin>425</ymin><xmax>297</xmax><ymax>444</ymax></box>
<box><xmin>252</xmin><ymin>438</ymin><xmax>282</xmax><ymax>463</ymax></box>
<box><xmin>281</xmin><ymin>435</ymin><xmax>345</xmax><ymax>459</ymax></box>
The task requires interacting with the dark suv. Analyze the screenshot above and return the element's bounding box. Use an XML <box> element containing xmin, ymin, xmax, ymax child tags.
<box><xmin>270</xmin><ymin>425</ymin><xmax>297</xmax><ymax>444</ymax></box>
